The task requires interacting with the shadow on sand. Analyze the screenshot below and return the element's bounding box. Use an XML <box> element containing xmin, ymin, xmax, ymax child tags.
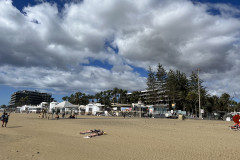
<box><xmin>6</xmin><ymin>126</ymin><xmax>23</xmax><ymax>128</ymax></box>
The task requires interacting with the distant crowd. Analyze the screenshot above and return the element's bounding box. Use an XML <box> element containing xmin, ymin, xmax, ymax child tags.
<box><xmin>38</xmin><ymin>109</ymin><xmax>77</xmax><ymax>120</ymax></box>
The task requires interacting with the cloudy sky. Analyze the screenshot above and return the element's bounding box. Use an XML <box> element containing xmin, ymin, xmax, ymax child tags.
<box><xmin>0</xmin><ymin>0</ymin><xmax>240</xmax><ymax>105</ymax></box>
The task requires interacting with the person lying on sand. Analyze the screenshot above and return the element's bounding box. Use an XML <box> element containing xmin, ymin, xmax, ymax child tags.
<box><xmin>84</xmin><ymin>131</ymin><xmax>107</xmax><ymax>138</ymax></box>
<box><xmin>230</xmin><ymin>124</ymin><xmax>240</xmax><ymax>130</ymax></box>
<box><xmin>229</xmin><ymin>114</ymin><xmax>240</xmax><ymax>130</ymax></box>
<box><xmin>80</xmin><ymin>129</ymin><xmax>101</xmax><ymax>134</ymax></box>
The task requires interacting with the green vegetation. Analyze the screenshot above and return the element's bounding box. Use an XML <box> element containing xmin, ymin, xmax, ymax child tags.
<box><xmin>60</xmin><ymin>63</ymin><xmax>239</xmax><ymax>116</ymax></box>
<box><xmin>146</xmin><ymin>63</ymin><xmax>239</xmax><ymax>115</ymax></box>
<box><xmin>62</xmin><ymin>88</ymin><xmax>138</xmax><ymax>108</ymax></box>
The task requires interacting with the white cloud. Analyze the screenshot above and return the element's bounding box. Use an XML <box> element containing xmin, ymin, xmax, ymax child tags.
<box><xmin>0</xmin><ymin>0</ymin><xmax>240</xmax><ymax>98</ymax></box>
<box><xmin>0</xmin><ymin>65</ymin><xmax>146</xmax><ymax>94</ymax></box>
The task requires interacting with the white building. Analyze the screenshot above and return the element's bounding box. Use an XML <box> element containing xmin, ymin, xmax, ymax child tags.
<box><xmin>85</xmin><ymin>103</ymin><xmax>104</xmax><ymax>115</ymax></box>
<box><xmin>78</xmin><ymin>105</ymin><xmax>86</xmax><ymax>114</ymax></box>
<box><xmin>49</xmin><ymin>102</ymin><xmax>59</xmax><ymax>112</ymax></box>
<box><xmin>16</xmin><ymin>102</ymin><xmax>52</xmax><ymax>113</ymax></box>
<box><xmin>18</xmin><ymin>104</ymin><xmax>42</xmax><ymax>113</ymax></box>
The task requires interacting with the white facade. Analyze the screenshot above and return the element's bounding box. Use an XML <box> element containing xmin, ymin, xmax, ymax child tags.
<box><xmin>18</xmin><ymin>105</ymin><xmax>42</xmax><ymax>113</ymax></box>
<box><xmin>49</xmin><ymin>102</ymin><xmax>59</xmax><ymax>111</ymax></box>
<box><xmin>28</xmin><ymin>106</ymin><xmax>42</xmax><ymax>113</ymax></box>
<box><xmin>39</xmin><ymin>102</ymin><xmax>48</xmax><ymax>108</ymax></box>
<box><xmin>85</xmin><ymin>103</ymin><xmax>104</xmax><ymax>115</ymax></box>
<box><xmin>19</xmin><ymin>105</ymin><xmax>30</xmax><ymax>113</ymax></box>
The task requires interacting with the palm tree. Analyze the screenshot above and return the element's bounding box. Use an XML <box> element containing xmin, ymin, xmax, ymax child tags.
<box><xmin>112</xmin><ymin>88</ymin><xmax>118</xmax><ymax>104</ymax></box>
<box><xmin>74</xmin><ymin>92</ymin><xmax>83</xmax><ymax>105</ymax></box>
<box><xmin>220</xmin><ymin>93</ymin><xmax>231</xmax><ymax>112</ymax></box>
<box><xmin>95</xmin><ymin>93</ymin><xmax>101</xmax><ymax>103</ymax></box>
<box><xmin>120</xmin><ymin>89</ymin><xmax>128</xmax><ymax>104</ymax></box>
<box><xmin>62</xmin><ymin>96</ymin><xmax>69</xmax><ymax>101</ymax></box>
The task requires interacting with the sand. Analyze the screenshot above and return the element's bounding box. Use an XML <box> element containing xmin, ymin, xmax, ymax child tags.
<box><xmin>0</xmin><ymin>113</ymin><xmax>239</xmax><ymax>160</ymax></box>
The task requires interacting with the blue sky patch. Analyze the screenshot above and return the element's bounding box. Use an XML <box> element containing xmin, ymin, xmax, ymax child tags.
<box><xmin>83</xmin><ymin>59</ymin><xmax>113</xmax><ymax>70</ymax></box>
<box><xmin>130</xmin><ymin>65</ymin><xmax>148</xmax><ymax>77</ymax></box>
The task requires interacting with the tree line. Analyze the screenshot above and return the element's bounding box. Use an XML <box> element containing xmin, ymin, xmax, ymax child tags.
<box><xmin>61</xmin><ymin>88</ymin><xmax>140</xmax><ymax>107</ymax></box>
<box><xmin>146</xmin><ymin>63</ymin><xmax>240</xmax><ymax>115</ymax></box>
<box><xmin>62</xmin><ymin>63</ymin><xmax>239</xmax><ymax>115</ymax></box>
<box><xmin>5</xmin><ymin>63</ymin><xmax>239</xmax><ymax>116</ymax></box>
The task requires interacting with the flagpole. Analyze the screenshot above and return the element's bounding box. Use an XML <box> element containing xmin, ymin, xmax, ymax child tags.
<box><xmin>197</xmin><ymin>68</ymin><xmax>202</xmax><ymax>119</ymax></box>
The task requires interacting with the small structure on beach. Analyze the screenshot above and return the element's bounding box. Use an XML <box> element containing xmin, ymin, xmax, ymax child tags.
<box><xmin>78</xmin><ymin>105</ymin><xmax>86</xmax><ymax>115</ymax></box>
<box><xmin>18</xmin><ymin>103</ymin><xmax>47</xmax><ymax>113</ymax></box>
<box><xmin>54</xmin><ymin>101</ymin><xmax>78</xmax><ymax>114</ymax></box>
<box><xmin>112</xmin><ymin>103</ymin><xmax>132</xmax><ymax>111</ymax></box>
<box><xmin>49</xmin><ymin>102</ymin><xmax>59</xmax><ymax>111</ymax></box>
<box><xmin>85</xmin><ymin>103</ymin><xmax>104</xmax><ymax>115</ymax></box>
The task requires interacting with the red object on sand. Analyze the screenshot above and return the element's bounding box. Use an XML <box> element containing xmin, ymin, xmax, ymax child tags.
<box><xmin>233</xmin><ymin>115</ymin><xmax>240</xmax><ymax>124</ymax></box>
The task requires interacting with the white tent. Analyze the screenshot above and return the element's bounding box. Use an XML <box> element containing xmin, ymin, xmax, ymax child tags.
<box><xmin>55</xmin><ymin>101</ymin><xmax>75</xmax><ymax>108</ymax></box>
<box><xmin>54</xmin><ymin>101</ymin><xmax>78</xmax><ymax>113</ymax></box>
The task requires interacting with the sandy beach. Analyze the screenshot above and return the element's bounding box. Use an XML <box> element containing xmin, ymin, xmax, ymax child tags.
<box><xmin>0</xmin><ymin>113</ymin><xmax>239</xmax><ymax>160</ymax></box>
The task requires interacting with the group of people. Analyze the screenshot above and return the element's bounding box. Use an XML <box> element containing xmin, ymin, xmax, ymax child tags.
<box><xmin>1</xmin><ymin>112</ymin><xmax>9</xmax><ymax>127</ymax></box>
<box><xmin>39</xmin><ymin>110</ymin><xmax>77</xmax><ymax>120</ymax></box>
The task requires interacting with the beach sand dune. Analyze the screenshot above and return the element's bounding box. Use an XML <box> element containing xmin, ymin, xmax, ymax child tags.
<box><xmin>0</xmin><ymin>113</ymin><xmax>239</xmax><ymax>160</ymax></box>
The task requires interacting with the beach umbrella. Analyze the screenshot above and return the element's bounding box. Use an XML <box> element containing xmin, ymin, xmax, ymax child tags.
<box><xmin>232</xmin><ymin>114</ymin><xmax>240</xmax><ymax>124</ymax></box>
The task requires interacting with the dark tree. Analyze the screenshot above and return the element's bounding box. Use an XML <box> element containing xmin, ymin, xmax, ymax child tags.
<box><xmin>146</xmin><ymin>66</ymin><xmax>157</xmax><ymax>104</ymax></box>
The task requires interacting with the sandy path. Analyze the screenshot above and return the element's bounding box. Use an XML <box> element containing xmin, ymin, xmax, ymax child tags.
<box><xmin>0</xmin><ymin>113</ymin><xmax>238</xmax><ymax>160</ymax></box>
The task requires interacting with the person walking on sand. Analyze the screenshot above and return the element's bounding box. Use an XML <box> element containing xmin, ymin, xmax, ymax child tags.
<box><xmin>1</xmin><ymin>113</ymin><xmax>9</xmax><ymax>127</ymax></box>
<box><xmin>123</xmin><ymin>112</ymin><xmax>126</xmax><ymax>118</ymax></box>
<box><xmin>62</xmin><ymin>112</ymin><xmax>65</xmax><ymax>119</ymax></box>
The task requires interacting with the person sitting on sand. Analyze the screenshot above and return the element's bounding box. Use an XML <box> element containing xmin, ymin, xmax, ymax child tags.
<box><xmin>39</xmin><ymin>113</ymin><xmax>42</xmax><ymax>118</ymax></box>
<box><xmin>69</xmin><ymin>115</ymin><xmax>75</xmax><ymax>119</ymax></box>
<box><xmin>55</xmin><ymin>114</ymin><xmax>59</xmax><ymax>120</ymax></box>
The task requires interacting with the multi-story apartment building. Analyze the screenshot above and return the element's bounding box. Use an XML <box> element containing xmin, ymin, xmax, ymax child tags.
<box><xmin>139</xmin><ymin>90</ymin><xmax>169</xmax><ymax>107</ymax></box>
<box><xmin>10</xmin><ymin>90</ymin><xmax>53</xmax><ymax>106</ymax></box>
